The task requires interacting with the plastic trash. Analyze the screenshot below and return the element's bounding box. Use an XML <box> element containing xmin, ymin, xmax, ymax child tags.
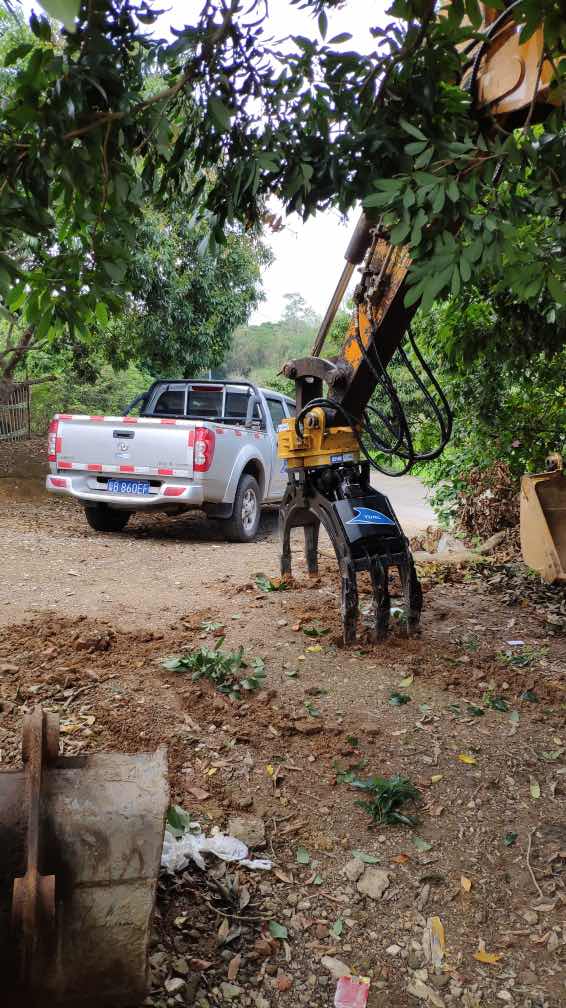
<box><xmin>334</xmin><ymin>975</ymin><xmax>370</xmax><ymax>1008</ymax></box>
<box><xmin>161</xmin><ymin>827</ymin><xmax>272</xmax><ymax>873</ymax></box>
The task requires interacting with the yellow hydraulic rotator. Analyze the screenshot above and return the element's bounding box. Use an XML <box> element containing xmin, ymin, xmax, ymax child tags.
<box><xmin>278</xmin><ymin>406</ymin><xmax>360</xmax><ymax>471</ymax></box>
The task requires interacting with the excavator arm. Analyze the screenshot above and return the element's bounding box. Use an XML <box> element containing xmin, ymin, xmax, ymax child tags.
<box><xmin>277</xmin><ymin>8</ymin><xmax>564</xmax><ymax>642</ymax></box>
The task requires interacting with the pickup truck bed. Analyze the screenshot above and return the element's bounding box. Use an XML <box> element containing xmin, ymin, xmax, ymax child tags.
<box><xmin>46</xmin><ymin>380</ymin><xmax>294</xmax><ymax>541</ymax></box>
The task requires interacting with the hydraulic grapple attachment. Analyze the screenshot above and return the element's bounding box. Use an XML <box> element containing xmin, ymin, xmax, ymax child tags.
<box><xmin>1</xmin><ymin>707</ymin><xmax>169</xmax><ymax>1007</ymax></box>
<box><xmin>279</xmin><ymin>456</ymin><xmax>422</xmax><ymax>643</ymax></box>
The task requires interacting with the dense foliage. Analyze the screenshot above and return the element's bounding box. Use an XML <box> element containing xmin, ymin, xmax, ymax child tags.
<box><xmin>0</xmin><ymin>0</ymin><xmax>564</xmax><ymax>390</ymax></box>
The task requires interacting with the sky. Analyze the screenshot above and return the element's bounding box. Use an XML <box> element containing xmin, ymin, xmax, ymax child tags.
<box><xmin>26</xmin><ymin>1</ymin><xmax>387</xmax><ymax>324</ymax></box>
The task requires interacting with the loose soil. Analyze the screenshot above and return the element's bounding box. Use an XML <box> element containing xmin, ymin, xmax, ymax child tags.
<box><xmin>0</xmin><ymin>439</ymin><xmax>564</xmax><ymax>1008</ymax></box>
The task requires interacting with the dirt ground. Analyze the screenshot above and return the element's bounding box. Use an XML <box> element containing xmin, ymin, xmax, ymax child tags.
<box><xmin>0</xmin><ymin>439</ymin><xmax>565</xmax><ymax>1008</ymax></box>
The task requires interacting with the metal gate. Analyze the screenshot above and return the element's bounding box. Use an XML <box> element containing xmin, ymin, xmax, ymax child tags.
<box><xmin>0</xmin><ymin>382</ymin><xmax>31</xmax><ymax>442</ymax></box>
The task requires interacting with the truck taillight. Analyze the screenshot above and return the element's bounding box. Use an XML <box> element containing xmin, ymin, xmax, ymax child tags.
<box><xmin>47</xmin><ymin>419</ymin><xmax>60</xmax><ymax>462</ymax></box>
<box><xmin>193</xmin><ymin>427</ymin><xmax>215</xmax><ymax>472</ymax></box>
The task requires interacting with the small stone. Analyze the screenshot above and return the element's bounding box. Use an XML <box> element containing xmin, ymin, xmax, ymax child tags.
<box><xmin>430</xmin><ymin>975</ymin><xmax>450</xmax><ymax>990</ymax></box>
<box><xmin>287</xmin><ymin>893</ymin><xmax>299</xmax><ymax>906</ymax></box>
<box><xmin>320</xmin><ymin>956</ymin><xmax>351</xmax><ymax>979</ymax></box>
<box><xmin>275</xmin><ymin>973</ymin><xmax>293</xmax><ymax>992</ymax></box>
<box><xmin>293</xmin><ymin>719</ymin><xmax>323</xmax><ymax>736</ymax></box>
<box><xmin>221</xmin><ymin>982</ymin><xmax>243</xmax><ymax>1000</ymax></box>
<box><xmin>0</xmin><ymin>663</ymin><xmax>18</xmax><ymax>674</ymax></box>
<box><xmin>521</xmin><ymin>910</ymin><xmax>538</xmax><ymax>925</ymax></box>
<box><xmin>236</xmin><ymin>796</ymin><xmax>253</xmax><ymax>811</ymax></box>
<box><xmin>386</xmin><ymin>944</ymin><xmax>402</xmax><ymax>956</ymax></box>
<box><xmin>164</xmin><ymin>977</ymin><xmax>186</xmax><ymax>994</ymax></box>
<box><xmin>172</xmin><ymin>957</ymin><xmax>189</xmax><ymax>975</ymax></box>
<box><xmin>344</xmin><ymin>859</ymin><xmax>365</xmax><ymax>883</ymax></box>
<box><xmin>356</xmin><ymin>867</ymin><xmax>390</xmax><ymax>900</ymax></box>
<box><xmin>296</xmin><ymin>899</ymin><xmax>311</xmax><ymax>911</ymax></box>
<box><xmin>496</xmin><ymin>992</ymin><xmax>513</xmax><ymax>1003</ymax></box>
<box><xmin>227</xmin><ymin>816</ymin><xmax>265</xmax><ymax>849</ymax></box>
<box><xmin>519</xmin><ymin>970</ymin><xmax>538</xmax><ymax>985</ymax></box>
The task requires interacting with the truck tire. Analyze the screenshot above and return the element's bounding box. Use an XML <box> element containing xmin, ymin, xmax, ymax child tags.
<box><xmin>84</xmin><ymin>504</ymin><xmax>131</xmax><ymax>533</ymax></box>
<box><xmin>223</xmin><ymin>474</ymin><xmax>261</xmax><ymax>542</ymax></box>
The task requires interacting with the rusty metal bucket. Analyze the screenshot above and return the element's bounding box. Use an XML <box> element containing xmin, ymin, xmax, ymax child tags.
<box><xmin>0</xmin><ymin>708</ymin><xmax>169</xmax><ymax>1006</ymax></box>
<box><xmin>520</xmin><ymin>454</ymin><xmax>566</xmax><ymax>583</ymax></box>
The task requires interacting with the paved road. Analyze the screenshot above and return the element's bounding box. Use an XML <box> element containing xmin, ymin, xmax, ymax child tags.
<box><xmin>371</xmin><ymin>471</ymin><xmax>437</xmax><ymax>535</ymax></box>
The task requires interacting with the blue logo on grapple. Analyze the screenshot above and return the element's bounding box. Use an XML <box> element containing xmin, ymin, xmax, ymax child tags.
<box><xmin>346</xmin><ymin>506</ymin><xmax>395</xmax><ymax>527</ymax></box>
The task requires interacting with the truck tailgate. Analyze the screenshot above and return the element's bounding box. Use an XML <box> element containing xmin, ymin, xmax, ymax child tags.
<box><xmin>53</xmin><ymin>415</ymin><xmax>195</xmax><ymax>477</ymax></box>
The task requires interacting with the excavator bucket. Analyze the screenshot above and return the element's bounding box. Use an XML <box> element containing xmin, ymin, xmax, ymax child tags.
<box><xmin>520</xmin><ymin>455</ymin><xmax>566</xmax><ymax>584</ymax></box>
<box><xmin>0</xmin><ymin>708</ymin><xmax>169</xmax><ymax>1007</ymax></box>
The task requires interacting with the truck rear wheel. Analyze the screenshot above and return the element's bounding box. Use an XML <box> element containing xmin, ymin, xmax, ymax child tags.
<box><xmin>223</xmin><ymin>474</ymin><xmax>261</xmax><ymax>542</ymax></box>
<box><xmin>84</xmin><ymin>504</ymin><xmax>131</xmax><ymax>533</ymax></box>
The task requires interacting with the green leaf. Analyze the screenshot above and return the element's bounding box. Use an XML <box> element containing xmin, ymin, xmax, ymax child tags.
<box><xmin>548</xmin><ymin>275</ymin><xmax>566</xmax><ymax>306</ymax></box>
<box><xmin>400</xmin><ymin>118</ymin><xmax>427</xmax><ymax>141</ymax></box>
<box><xmin>388</xmin><ymin>691</ymin><xmax>411</xmax><ymax>706</ymax></box>
<box><xmin>166</xmin><ymin>804</ymin><xmax>192</xmax><ymax>837</ymax></box>
<box><xmin>503</xmin><ymin>831</ymin><xmax>518</xmax><ymax>847</ymax></box>
<box><xmin>447</xmin><ymin>180</ymin><xmax>460</xmax><ymax>203</ymax></box>
<box><xmin>318</xmin><ymin>11</ymin><xmax>328</xmax><ymax>39</ymax></box>
<box><xmin>328</xmin><ymin>33</ymin><xmax>352</xmax><ymax>44</ymax></box>
<box><xmin>38</xmin><ymin>0</ymin><xmax>80</xmax><ymax>32</ymax></box>
<box><xmin>363</xmin><ymin>191</ymin><xmax>395</xmax><ymax>209</ymax></box>
<box><xmin>102</xmin><ymin>260</ymin><xmax>127</xmax><ymax>283</ymax></box>
<box><xmin>95</xmin><ymin>301</ymin><xmax>109</xmax><ymax>325</ymax></box>
<box><xmin>268</xmin><ymin>921</ymin><xmax>288</xmax><ymax>940</ymax></box>
<box><xmin>405</xmin><ymin>141</ymin><xmax>428</xmax><ymax>156</ymax></box>
<box><xmin>390</xmin><ymin>219</ymin><xmax>411</xmax><ymax>245</ymax></box>
<box><xmin>208</xmin><ymin>96</ymin><xmax>232</xmax><ymax>132</ymax></box>
<box><xmin>352</xmin><ymin>850</ymin><xmax>380</xmax><ymax>864</ymax></box>
<box><xmin>331</xmin><ymin>918</ymin><xmax>344</xmax><ymax>938</ymax></box>
<box><xmin>412</xmin><ymin>836</ymin><xmax>432</xmax><ymax>852</ymax></box>
<box><xmin>296</xmin><ymin>846</ymin><xmax>310</xmax><ymax>865</ymax></box>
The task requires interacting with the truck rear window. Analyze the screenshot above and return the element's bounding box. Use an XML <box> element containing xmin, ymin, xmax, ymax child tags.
<box><xmin>154</xmin><ymin>389</ymin><xmax>186</xmax><ymax>415</ymax></box>
<box><xmin>187</xmin><ymin>388</ymin><xmax>223</xmax><ymax>417</ymax></box>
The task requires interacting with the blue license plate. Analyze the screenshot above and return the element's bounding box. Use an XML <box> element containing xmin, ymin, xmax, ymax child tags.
<box><xmin>107</xmin><ymin>479</ymin><xmax>150</xmax><ymax>495</ymax></box>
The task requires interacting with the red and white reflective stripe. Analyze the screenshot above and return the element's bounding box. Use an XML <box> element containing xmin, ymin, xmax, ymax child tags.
<box><xmin>163</xmin><ymin>486</ymin><xmax>187</xmax><ymax>497</ymax></box>
<box><xmin>89</xmin><ymin>415</ymin><xmax>104</xmax><ymax>421</ymax></box>
<box><xmin>159</xmin><ymin>418</ymin><xmax>177</xmax><ymax>425</ymax></box>
<box><xmin>55</xmin><ymin>461</ymin><xmax>190</xmax><ymax>477</ymax></box>
<box><xmin>235</xmin><ymin>430</ymin><xmax>243</xmax><ymax>437</ymax></box>
<box><xmin>187</xmin><ymin>429</ymin><xmax>195</xmax><ymax>448</ymax></box>
<box><xmin>48</xmin><ymin>476</ymin><xmax>68</xmax><ymax>488</ymax></box>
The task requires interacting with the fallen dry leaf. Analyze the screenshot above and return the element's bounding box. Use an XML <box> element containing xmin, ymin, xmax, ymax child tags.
<box><xmin>458</xmin><ymin>753</ymin><xmax>477</xmax><ymax>765</ymax></box>
<box><xmin>461</xmin><ymin>876</ymin><xmax>472</xmax><ymax>893</ymax></box>
<box><xmin>227</xmin><ymin>954</ymin><xmax>241</xmax><ymax>980</ymax></box>
<box><xmin>474</xmin><ymin>948</ymin><xmax>503</xmax><ymax>964</ymax></box>
<box><xmin>391</xmin><ymin>852</ymin><xmax>411</xmax><ymax>864</ymax></box>
<box><xmin>187</xmin><ymin>786</ymin><xmax>210</xmax><ymax>801</ymax></box>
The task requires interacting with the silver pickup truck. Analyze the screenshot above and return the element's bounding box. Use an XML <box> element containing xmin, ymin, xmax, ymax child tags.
<box><xmin>46</xmin><ymin>380</ymin><xmax>294</xmax><ymax>541</ymax></box>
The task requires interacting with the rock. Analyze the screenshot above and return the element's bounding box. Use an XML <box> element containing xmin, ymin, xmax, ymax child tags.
<box><xmin>344</xmin><ymin>859</ymin><xmax>365</xmax><ymax>883</ymax></box>
<box><xmin>407</xmin><ymin>978</ymin><xmax>445</xmax><ymax>1007</ymax></box>
<box><xmin>220</xmin><ymin>982</ymin><xmax>243</xmax><ymax>1000</ymax></box>
<box><xmin>227</xmin><ymin>816</ymin><xmax>265</xmax><ymax>849</ymax></box>
<box><xmin>521</xmin><ymin>910</ymin><xmax>538</xmax><ymax>925</ymax></box>
<box><xmin>164</xmin><ymin>977</ymin><xmax>186</xmax><ymax>994</ymax></box>
<box><xmin>320</xmin><ymin>956</ymin><xmax>351</xmax><ymax>979</ymax></box>
<box><xmin>386</xmin><ymin>944</ymin><xmax>402</xmax><ymax>956</ymax></box>
<box><xmin>359</xmin><ymin>722</ymin><xmax>380</xmax><ymax>737</ymax></box>
<box><xmin>275</xmin><ymin>973</ymin><xmax>293</xmax><ymax>992</ymax></box>
<box><xmin>436</xmin><ymin>532</ymin><xmax>464</xmax><ymax>554</ymax></box>
<box><xmin>0</xmin><ymin>663</ymin><xmax>18</xmax><ymax>674</ymax></box>
<box><xmin>172</xmin><ymin>956</ymin><xmax>189</xmax><ymax>975</ymax></box>
<box><xmin>519</xmin><ymin>970</ymin><xmax>538</xmax><ymax>986</ymax></box>
<box><xmin>235</xmin><ymin>796</ymin><xmax>253</xmax><ymax>810</ymax></box>
<box><xmin>293</xmin><ymin>719</ymin><xmax>322</xmax><ymax>736</ymax></box>
<box><xmin>496</xmin><ymin>992</ymin><xmax>513</xmax><ymax>1003</ymax></box>
<box><xmin>356</xmin><ymin>867</ymin><xmax>390</xmax><ymax>900</ymax></box>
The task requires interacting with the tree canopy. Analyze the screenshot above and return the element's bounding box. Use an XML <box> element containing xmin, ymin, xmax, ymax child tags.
<box><xmin>0</xmin><ymin>0</ymin><xmax>564</xmax><ymax>388</ymax></box>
